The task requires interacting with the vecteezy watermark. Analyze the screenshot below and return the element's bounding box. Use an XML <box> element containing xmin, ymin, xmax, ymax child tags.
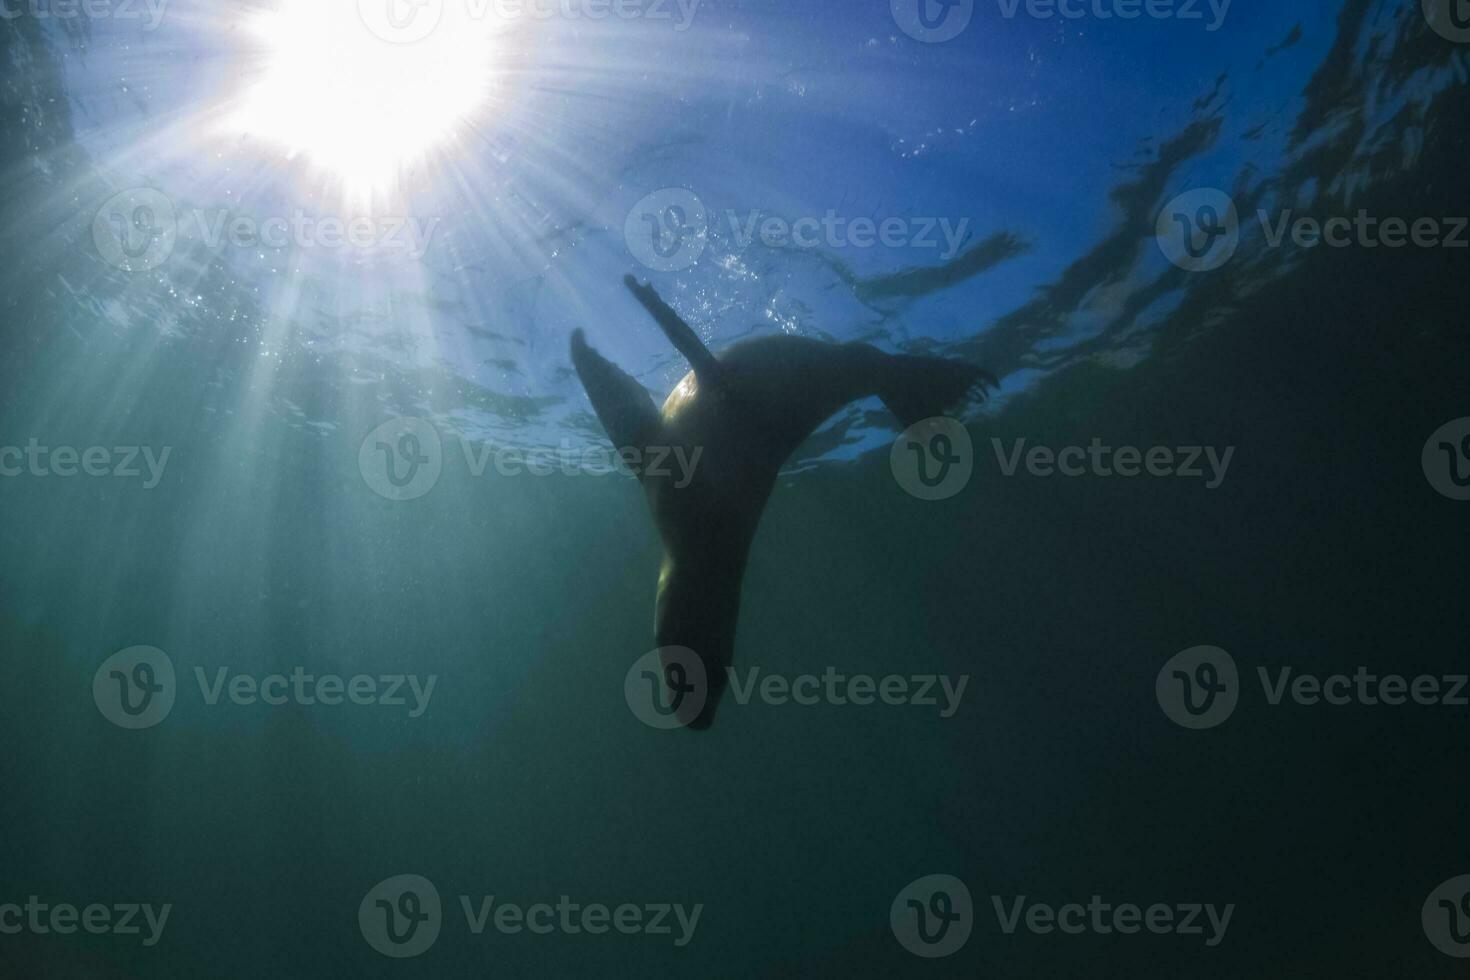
<box><xmin>358</xmin><ymin>875</ymin><xmax>702</xmax><ymax>958</ymax></box>
<box><xmin>1255</xmin><ymin>667</ymin><xmax>1470</xmax><ymax>708</ymax></box>
<box><xmin>357</xmin><ymin>0</ymin><xmax>700</xmax><ymax>44</ymax></box>
<box><xmin>623</xmin><ymin>648</ymin><xmax>969</xmax><ymax>729</ymax></box>
<box><xmin>359</xmin><ymin>418</ymin><xmax>443</xmax><ymax>501</ymax></box>
<box><xmin>893</xmin><ymin>423</ymin><xmax>1236</xmax><ymax>501</ymax></box>
<box><xmin>92</xmin><ymin>188</ymin><xmax>176</xmax><ymax>273</ymax></box>
<box><xmin>725</xmin><ymin>212</ymin><xmax>971</xmax><ymax>261</ymax></box>
<box><xmin>724</xmin><ymin>667</ymin><xmax>969</xmax><ymax>716</ymax></box>
<box><xmin>991</xmin><ymin>438</ymin><xmax>1234</xmax><ymax>488</ymax></box>
<box><xmin>0</xmin><ymin>439</ymin><xmax>171</xmax><ymax>488</ymax></box>
<box><xmin>1423</xmin><ymin>418</ymin><xmax>1470</xmax><ymax>501</ymax></box>
<box><xmin>1156</xmin><ymin>646</ymin><xmax>1239</xmax><ymax>729</ymax></box>
<box><xmin>94</xmin><ymin>647</ymin><xmax>178</xmax><ymax>729</ymax></box>
<box><xmin>1157</xmin><ymin>646</ymin><xmax>1470</xmax><ymax>730</ymax></box>
<box><xmin>1256</xmin><ymin>210</ymin><xmax>1469</xmax><ymax>251</ymax></box>
<box><xmin>93</xmin><ymin>189</ymin><xmax>440</xmax><ymax>272</ymax></box>
<box><xmin>891</xmin><ymin>417</ymin><xmax>975</xmax><ymax>501</ymax></box>
<box><xmin>891</xmin><ymin>877</ymin><xmax>1234</xmax><ymax>957</ymax></box>
<box><xmin>989</xmin><ymin>894</ymin><xmax>1234</xmax><ymax>947</ymax></box>
<box><xmin>0</xmin><ymin>898</ymin><xmax>172</xmax><ymax>947</ymax></box>
<box><xmin>891</xmin><ymin>0</ymin><xmax>974</xmax><ymax>43</ymax></box>
<box><xmin>1423</xmin><ymin>0</ymin><xmax>1470</xmax><ymax>44</ymax></box>
<box><xmin>624</xmin><ymin>189</ymin><xmax>708</xmax><ymax>273</ymax></box>
<box><xmin>93</xmin><ymin>647</ymin><xmax>438</xmax><ymax>728</ymax></box>
<box><xmin>0</xmin><ymin>0</ymin><xmax>168</xmax><ymax>29</ymax></box>
<box><xmin>357</xmin><ymin>418</ymin><xmax>703</xmax><ymax>502</ymax></box>
<box><xmin>894</xmin><ymin>0</ymin><xmax>1231</xmax><ymax>40</ymax></box>
<box><xmin>193</xmin><ymin>666</ymin><xmax>437</xmax><ymax>717</ymax></box>
<box><xmin>891</xmin><ymin>875</ymin><xmax>974</xmax><ymax>958</ymax></box>
<box><xmin>1157</xmin><ymin>188</ymin><xmax>1469</xmax><ymax>272</ymax></box>
<box><xmin>1155</xmin><ymin>188</ymin><xmax>1240</xmax><ymax>272</ymax></box>
<box><xmin>360</xmin><ymin>876</ymin><xmax>442</xmax><ymax>958</ymax></box>
<box><xmin>624</xmin><ymin>648</ymin><xmax>707</xmax><ymax>730</ymax></box>
<box><xmin>624</xmin><ymin>188</ymin><xmax>972</xmax><ymax>272</ymax></box>
<box><xmin>994</xmin><ymin>0</ymin><xmax>1231</xmax><ymax>31</ymax></box>
<box><xmin>1424</xmin><ymin>875</ymin><xmax>1470</xmax><ymax>958</ymax></box>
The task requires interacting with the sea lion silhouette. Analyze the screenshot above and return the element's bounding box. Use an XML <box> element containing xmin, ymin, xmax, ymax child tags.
<box><xmin>573</xmin><ymin>276</ymin><xmax>996</xmax><ymax>729</ymax></box>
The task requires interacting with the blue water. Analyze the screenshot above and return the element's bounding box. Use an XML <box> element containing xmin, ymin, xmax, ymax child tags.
<box><xmin>2</xmin><ymin>0</ymin><xmax>1468</xmax><ymax>975</ymax></box>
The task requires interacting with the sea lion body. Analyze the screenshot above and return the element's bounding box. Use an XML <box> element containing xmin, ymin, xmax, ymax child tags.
<box><xmin>642</xmin><ymin>337</ymin><xmax>894</xmax><ymax>727</ymax></box>
<box><xmin>652</xmin><ymin>336</ymin><xmax>885</xmax><ymax>517</ymax></box>
<box><xmin>572</xmin><ymin>278</ymin><xmax>992</xmax><ymax>729</ymax></box>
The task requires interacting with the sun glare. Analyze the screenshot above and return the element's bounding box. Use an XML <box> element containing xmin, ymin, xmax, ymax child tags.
<box><xmin>229</xmin><ymin>1</ymin><xmax>499</xmax><ymax>192</ymax></box>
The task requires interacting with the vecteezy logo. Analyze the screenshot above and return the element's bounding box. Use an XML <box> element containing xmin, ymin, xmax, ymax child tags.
<box><xmin>93</xmin><ymin>646</ymin><xmax>176</xmax><ymax>729</ymax></box>
<box><xmin>358</xmin><ymin>0</ymin><xmax>444</xmax><ymax>43</ymax></box>
<box><xmin>1424</xmin><ymin>0</ymin><xmax>1470</xmax><ymax>43</ymax></box>
<box><xmin>360</xmin><ymin>875</ymin><xmax>442</xmax><ymax>958</ymax></box>
<box><xmin>890</xmin><ymin>417</ymin><xmax>974</xmax><ymax>501</ymax></box>
<box><xmin>1423</xmin><ymin>875</ymin><xmax>1470</xmax><ymax>957</ymax></box>
<box><xmin>359</xmin><ymin>418</ymin><xmax>443</xmax><ymax>501</ymax></box>
<box><xmin>1156</xmin><ymin>646</ymin><xmax>1239</xmax><ymax>729</ymax></box>
<box><xmin>624</xmin><ymin>647</ymin><xmax>708</xmax><ymax>729</ymax></box>
<box><xmin>624</xmin><ymin>189</ymin><xmax>709</xmax><ymax>272</ymax></box>
<box><xmin>891</xmin><ymin>0</ymin><xmax>974</xmax><ymax>43</ymax></box>
<box><xmin>890</xmin><ymin>874</ymin><xmax>973</xmax><ymax>958</ymax></box>
<box><xmin>1156</xmin><ymin>189</ymin><xmax>1240</xmax><ymax>272</ymax></box>
<box><xmin>93</xmin><ymin>188</ymin><xmax>177</xmax><ymax>272</ymax></box>
<box><xmin>1422</xmin><ymin>418</ymin><xmax>1470</xmax><ymax>501</ymax></box>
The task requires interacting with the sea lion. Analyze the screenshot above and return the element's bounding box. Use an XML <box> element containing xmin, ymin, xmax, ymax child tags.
<box><xmin>572</xmin><ymin>276</ymin><xmax>995</xmax><ymax>729</ymax></box>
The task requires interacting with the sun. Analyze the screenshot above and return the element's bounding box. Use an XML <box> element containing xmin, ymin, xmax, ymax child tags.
<box><xmin>228</xmin><ymin>0</ymin><xmax>501</xmax><ymax>192</ymax></box>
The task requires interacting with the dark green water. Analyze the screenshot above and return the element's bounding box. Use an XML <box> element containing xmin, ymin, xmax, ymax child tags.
<box><xmin>3</xmin><ymin>0</ymin><xmax>1469</xmax><ymax>976</ymax></box>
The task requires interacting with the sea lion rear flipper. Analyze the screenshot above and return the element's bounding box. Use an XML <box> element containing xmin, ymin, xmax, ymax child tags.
<box><xmin>570</xmin><ymin>329</ymin><xmax>661</xmax><ymax>460</ymax></box>
<box><xmin>623</xmin><ymin>276</ymin><xmax>722</xmax><ymax>384</ymax></box>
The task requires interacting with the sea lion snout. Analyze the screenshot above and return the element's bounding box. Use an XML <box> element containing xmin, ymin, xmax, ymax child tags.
<box><xmin>680</xmin><ymin>655</ymin><xmax>727</xmax><ymax>731</ymax></box>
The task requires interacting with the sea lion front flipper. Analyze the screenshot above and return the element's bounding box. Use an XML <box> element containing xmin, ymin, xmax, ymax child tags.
<box><xmin>623</xmin><ymin>276</ymin><xmax>722</xmax><ymax>385</ymax></box>
<box><xmin>878</xmin><ymin>353</ymin><xmax>999</xmax><ymax>429</ymax></box>
<box><xmin>570</xmin><ymin>329</ymin><xmax>661</xmax><ymax>460</ymax></box>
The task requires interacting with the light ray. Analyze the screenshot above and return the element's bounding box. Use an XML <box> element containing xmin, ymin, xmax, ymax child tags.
<box><xmin>226</xmin><ymin>0</ymin><xmax>504</xmax><ymax>195</ymax></box>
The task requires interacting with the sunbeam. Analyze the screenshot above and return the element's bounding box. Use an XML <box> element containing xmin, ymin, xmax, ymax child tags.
<box><xmin>227</xmin><ymin>0</ymin><xmax>504</xmax><ymax>193</ymax></box>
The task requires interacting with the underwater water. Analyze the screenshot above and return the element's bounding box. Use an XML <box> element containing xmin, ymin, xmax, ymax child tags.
<box><xmin>2</xmin><ymin>0</ymin><xmax>1468</xmax><ymax>974</ymax></box>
